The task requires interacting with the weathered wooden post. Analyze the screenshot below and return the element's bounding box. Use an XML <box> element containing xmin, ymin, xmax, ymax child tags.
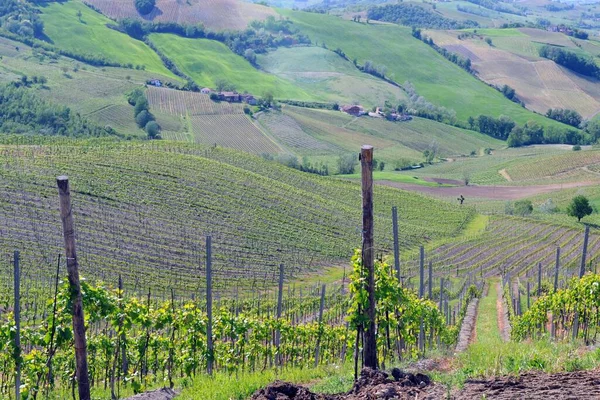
<box><xmin>206</xmin><ymin>236</ymin><xmax>214</xmax><ymax>375</ymax></box>
<box><xmin>275</xmin><ymin>263</ymin><xmax>284</xmax><ymax>366</ymax></box>
<box><xmin>57</xmin><ymin>176</ymin><xmax>91</xmax><ymax>400</ymax></box>
<box><xmin>554</xmin><ymin>247</ymin><xmax>560</xmax><ymax>292</ymax></box>
<box><xmin>428</xmin><ymin>261</ymin><xmax>433</xmax><ymax>299</ymax></box>
<box><xmin>14</xmin><ymin>251</ymin><xmax>21</xmax><ymax>400</ymax></box>
<box><xmin>538</xmin><ymin>263</ymin><xmax>542</xmax><ymax>297</ymax></box>
<box><xmin>419</xmin><ymin>246</ymin><xmax>425</xmax><ymax>298</ymax></box>
<box><xmin>439</xmin><ymin>278</ymin><xmax>443</xmax><ymax>311</ymax></box>
<box><xmin>360</xmin><ymin>145</ymin><xmax>378</xmax><ymax>369</ymax></box>
<box><xmin>314</xmin><ymin>284</ymin><xmax>326</xmax><ymax>367</ymax></box>
<box><xmin>574</xmin><ymin>226</ymin><xmax>590</xmax><ymax>340</ymax></box>
<box><xmin>392</xmin><ymin>206</ymin><xmax>400</xmax><ymax>284</ymax></box>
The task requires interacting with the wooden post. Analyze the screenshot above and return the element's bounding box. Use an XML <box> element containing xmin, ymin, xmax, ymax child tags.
<box><xmin>392</xmin><ymin>206</ymin><xmax>400</xmax><ymax>283</ymax></box>
<box><xmin>360</xmin><ymin>145</ymin><xmax>377</xmax><ymax>369</ymax></box>
<box><xmin>554</xmin><ymin>247</ymin><xmax>560</xmax><ymax>292</ymax></box>
<box><xmin>13</xmin><ymin>251</ymin><xmax>21</xmax><ymax>400</ymax></box>
<box><xmin>428</xmin><ymin>260</ymin><xmax>433</xmax><ymax>299</ymax></box>
<box><xmin>438</xmin><ymin>278</ymin><xmax>443</xmax><ymax>310</ymax></box>
<box><xmin>419</xmin><ymin>246</ymin><xmax>425</xmax><ymax>298</ymax></box>
<box><xmin>538</xmin><ymin>263</ymin><xmax>542</xmax><ymax>297</ymax></box>
<box><xmin>57</xmin><ymin>176</ymin><xmax>90</xmax><ymax>400</ymax></box>
<box><xmin>574</xmin><ymin>226</ymin><xmax>589</xmax><ymax>340</ymax></box>
<box><xmin>526</xmin><ymin>281</ymin><xmax>530</xmax><ymax>310</ymax></box>
<box><xmin>206</xmin><ymin>236</ymin><xmax>214</xmax><ymax>375</ymax></box>
<box><xmin>314</xmin><ymin>284</ymin><xmax>326</xmax><ymax>367</ymax></box>
<box><xmin>275</xmin><ymin>263</ymin><xmax>284</xmax><ymax>366</ymax></box>
<box><xmin>579</xmin><ymin>225</ymin><xmax>590</xmax><ymax>278</ymax></box>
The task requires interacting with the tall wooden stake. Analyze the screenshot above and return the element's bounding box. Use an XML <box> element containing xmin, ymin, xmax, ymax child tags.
<box><xmin>360</xmin><ymin>145</ymin><xmax>377</xmax><ymax>369</ymax></box>
<box><xmin>419</xmin><ymin>246</ymin><xmax>425</xmax><ymax>298</ymax></box>
<box><xmin>57</xmin><ymin>176</ymin><xmax>90</xmax><ymax>400</ymax></box>
<box><xmin>275</xmin><ymin>263</ymin><xmax>284</xmax><ymax>366</ymax></box>
<box><xmin>537</xmin><ymin>263</ymin><xmax>542</xmax><ymax>297</ymax></box>
<box><xmin>206</xmin><ymin>236</ymin><xmax>214</xmax><ymax>375</ymax></box>
<box><xmin>554</xmin><ymin>247</ymin><xmax>560</xmax><ymax>292</ymax></box>
<box><xmin>428</xmin><ymin>260</ymin><xmax>433</xmax><ymax>299</ymax></box>
<box><xmin>392</xmin><ymin>206</ymin><xmax>400</xmax><ymax>283</ymax></box>
<box><xmin>14</xmin><ymin>251</ymin><xmax>21</xmax><ymax>400</ymax></box>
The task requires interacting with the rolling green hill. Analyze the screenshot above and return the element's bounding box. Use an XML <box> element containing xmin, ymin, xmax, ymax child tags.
<box><xmin>39</xmin><ymin>1</ymin><xmax>178</xmax><ymax>79</ymax></box>
<box><xmin>148</xmin><ymin>34</ymin><xmax>313</xmax><ymax>99</ymax></box>
<box><xmin>257</xmin><ymin>46</ymin><xmax>407</xmax><ymax>107</ymax></box>
<box><xmin>278</xmin><ymin>10</ymin><xmax>570</xmax><ymax>128</ymax></box>
<box><xmin>0</xmin><ymin>137</ymin><xmax>474</xmax><ymax>294</ymax></box>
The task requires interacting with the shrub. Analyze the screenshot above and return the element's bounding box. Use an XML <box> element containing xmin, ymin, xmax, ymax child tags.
<box><xmin>135</xmin><ymin>0</ymin><xmax>156</xmax><ymax>15</ymax></box>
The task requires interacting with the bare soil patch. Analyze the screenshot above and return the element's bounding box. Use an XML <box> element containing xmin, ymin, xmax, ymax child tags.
<box><xmin>455</xmin><ymin>369</ymin><xmax>600</xmax><ymax>399</ymax></box>
<box><xmin>422</xmin><ymin>177</ymin><xmax>464</xmax><ymax>185</ymax></box>
<box><xmin>251</xmin><ymin>368</ymin><xmax>446</xmax><ymax>400</ymax></box>
<box><xmin>378</xmin><ymin>181</ymin><xmax>599</xmax><ymax>200</ymax></box>
<box><xmin>496</xmin><ymin>282</ymin><xmax>510</xmax><ymax>342</ymax></box>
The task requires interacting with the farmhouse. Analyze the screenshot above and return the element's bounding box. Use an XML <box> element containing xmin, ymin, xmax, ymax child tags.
<box><xmin>341</xmin><ymin>105</ymin><xmax>364</xmax><ymax>116</ymax></box>
<box><xmin>201</xmin><ymin>87</ymin><xmax>212</xmax><ymax>94</ymax></box>
<box><xmin>220</xmin><ymin>91</ymin><xmax>241</xmax><ymax>102</ymax></box>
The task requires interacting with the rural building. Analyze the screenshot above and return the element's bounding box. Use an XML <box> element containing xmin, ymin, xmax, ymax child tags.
<box><xmin>220</xmin><ymin>91</ymin><xmax>241</xmax><ymax>102</ymax></box>
<box><xmin>241</xmin><ymin>94</ymin><xmax>257</xmax><ymax>105</ymax></box>
<box><xmin>149</xmin><ymin>79</ymin><xmax>162</xmax><ymax>87</ymax></box>
<box><xmin>341</xmin><ymin>105</ymin><xmax>364</xmax><ymax>116</ymax></box>
<box><xmin>201</xmin><ymin>88</ymin><xmax>212</xmax><ymax>94</ymax></box>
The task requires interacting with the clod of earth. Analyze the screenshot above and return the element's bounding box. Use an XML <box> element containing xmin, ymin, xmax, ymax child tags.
<box><xmin>251</xmin><ymin>367</ymin><xmax>443</xmax><ymax>400</ymax></box>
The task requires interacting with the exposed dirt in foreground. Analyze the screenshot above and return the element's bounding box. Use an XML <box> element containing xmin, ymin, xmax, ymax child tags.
<box><xmin>251</xmin><ymin>368</ymin><xmax>446</xmax><ymax>400</ymax></box>
<box><xmin>456</xmin><ymin>369</ymin><xmax>600</xmax><ymax>399</ymax></box>
<box><xmin>378</xmin><ymin>180</ymin><xmax>599</xmax><ymax>200</ymax></box>
<box><xmin>496</xmin><ymin>282</ymin><xmax>511</xmax><ymax>342</ymax></box>
<box><xmin>252</xmin><ymin>368</ymin><xmax>600</xmax><ymax>399</ymax></box>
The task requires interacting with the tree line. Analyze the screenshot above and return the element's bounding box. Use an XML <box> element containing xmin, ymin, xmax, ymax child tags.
<box><xmin>128</xmin><ymin>88</ymin><xmax>161</xmax><ymax>139</ymax></box>
<box><xmin>412</xmin><ymin>28</ymin><xmax>472</xmax><ymax>72</ymax></box>
<box><xmin>367</xmin><ymin>3</ymin><xmax>478</xmax><ymax>29</ymax></box>
<box><xmin>539</xmin><ymin>45</ymin><xmax>599</xmax><ymax>78</ymax></box>
<box><xmin>0</xmin><ymin>84</ymin><xmax>119</xmax><ymax>137</ymax></box>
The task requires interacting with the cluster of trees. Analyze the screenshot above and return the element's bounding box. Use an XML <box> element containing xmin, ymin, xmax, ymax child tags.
<box><xmin>539</xmin><ymin>45</ymin><xmax>599</xmax><ymax>78</ymax></box>
<box><xmin>0</xmin><ymin>0</ymin><xmax>44</xmax><ymax>39</ymax></box>
<box><xmin>499</xmin><ymin>84</ymin><xmax>523</xmax><ymax>105</ymax></box>
<box><xmin>279</xmin><ymin>100</ymin><xmax>339</xmax><ymax>110</ymax></box>
<box><xmin>413</xmin><ymin>28</ymin><xmax>472</xmax><ymax>72</ymax></box>
<box><xmin>360</xmin><ymin>60</ymin><xmax>388</xmax><ymax>79</ymax></box>
<box><xmin>262</xmin><ymin>153</ymin><xmax>330</xmax><ymax>175</ymax></box>
<box><xmin>467</xmin><ymin>114</ymin><xmax>588</xmax><ymax>146</ymax></box>
<box><xmin>504</xmin><ymin>196</ymin><xmax>593</xmax><ymax>222</ymax></box>
<box><xmin>544</xmin><ymin>2</ymin><xmax>574</xmax><ymax>12</ymax></box>
<box><xmin>135</xmin><ymin>0</ymin><xmax>156</xmax><ymax>15</ymax></box>
<box><xmin>367</xmin><ymin>4</ymin><xmax>478</xmax><ymax>29</ymax></box>
<box><xmin>0</xmin><ymin>84</ymin><xmax>116</xmax><ymax>137</ymax></box>
<box><xmin>401</xmin><ymin>81</ymin><xmax>457</xmax><ymax>124</ymax></box>
<box><xmin>545</xmin><ymin>108</ymin><xmax>582</xmax><ymax>128</ymax></box>
<box><xmin>456</xmin><ymin>5</ymin><xmax>492</xmax><ymax>18</ymax></box>
<box><xmin>128</xmin><ymin>89</ymin><xmax>161</xmax><ymax>139</ymax></box>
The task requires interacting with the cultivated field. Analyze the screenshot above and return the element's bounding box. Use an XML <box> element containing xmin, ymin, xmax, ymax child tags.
<box><xmin>147</xmin><ymin>87</ymin><xmax>244</xmax><ymax>116</ymax></box>
<box><xmin>0</xmin><ymin>139</ymin><xmax>474</xmax><ymax>295</ymax></box>
<box><xmin>83</xmin><ymin>0</ymin><xmax>276</xmax><ymax>31</ymax></box>
<box><xmin>426</xmin><ymin>29</ymin><xmax>600</xmax><ymax>118</ymax></box>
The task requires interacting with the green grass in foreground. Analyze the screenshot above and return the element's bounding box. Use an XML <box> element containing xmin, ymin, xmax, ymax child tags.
<box><xmin>432</xmin><ymin>279</ymin><xmax>600</xmax><ymax>388</ymax></box>
<box><xmin>148</xmin><ymin>34</ymin><xmax>313</xmax><ymax>100</ymax></box>
<box><xmin>39</xmin><ymin>1</ymin><xmax>177</xmax><ymax>79</ymax></box>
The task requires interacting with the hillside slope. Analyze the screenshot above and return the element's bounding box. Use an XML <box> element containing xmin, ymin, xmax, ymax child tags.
<box><xmin>0</xmin><ymin>139</ymin><xmax>473</xmax><ymax>294</ymax></box>
<box><xmin>279</xmin><ymin>10</ymin><xmax>569</xmax><ymax>127</ymax></box>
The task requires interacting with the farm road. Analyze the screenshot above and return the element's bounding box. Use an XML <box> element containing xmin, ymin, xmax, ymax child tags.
<box><xmin>379</xmin><ymin>180</ymin><xmax>599</xmax><ymax>200</ymax></box>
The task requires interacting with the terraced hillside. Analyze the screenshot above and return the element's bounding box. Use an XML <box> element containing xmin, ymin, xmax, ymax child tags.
<box><xmin>0</xmin><ymin>139</ymin><xmax>474</xmax><ymax>296</ymax></box>
<box><xmin>426</xmin><ymin>28</ymin><xmax>600</xmax><ymax>118</ymax></box>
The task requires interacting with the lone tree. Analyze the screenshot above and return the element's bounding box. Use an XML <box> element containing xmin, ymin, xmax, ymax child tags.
<box><xmin>135</xmin><ymin>0</ymin><xmax>155</xmax><ymax>15</ymax></box>
<box><xmin>567</xmin><ymin>195</ymin><xmax>593</xmax><ymax>221</ymax></box>
<box><xmin>514</xmin><ymin>199</ymin><xmax>533</xmax><ymax>217</ymax></box>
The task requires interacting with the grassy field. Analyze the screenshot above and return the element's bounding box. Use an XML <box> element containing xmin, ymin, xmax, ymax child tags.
<box><xmin>39</xmin><ymin>1</ymin><xmax>178</xmax><ymax>79</ymax></box>
<box><xmin>257</xmin><ymin>46</ymin><xmax>407</xmax><ymax>107</ymax></box>
<box><xmin>148</xmin><ymin>34</ymin><xmax>313</xmax><ymax>100</ymax></box>
<box><xmin>279</xmin><ymin>10</ymin><xmax>569</xmax><ymax>128</ymax></box>
<box><xmin>263</xmin><ymin>106</ymin><xmax>503</xmax><ymax>169</ymax></box>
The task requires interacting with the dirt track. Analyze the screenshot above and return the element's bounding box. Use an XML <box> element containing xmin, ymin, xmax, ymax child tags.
<box><xmin>379</xmin><ymin>180</ymin><xmax>599</xmax><ymax>200</ymax></box>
